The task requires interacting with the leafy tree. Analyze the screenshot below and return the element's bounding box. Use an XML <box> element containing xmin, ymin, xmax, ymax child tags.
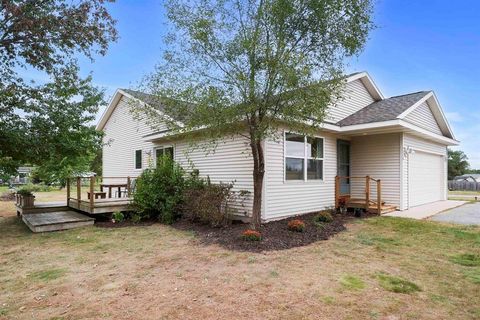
<box><xmin>0</xmin><ymin>0</ymin><xmax>117</xmax><ymax>177</ymax></box>
<box><xmin>448</xmin><ymin>149</ymin><xmax>470</xmax><ymax>180</ymax></box>
<box><xmin>138</xmin><ymin>0</ymin><xmax>375</xmax><ymax>229</ymax></box>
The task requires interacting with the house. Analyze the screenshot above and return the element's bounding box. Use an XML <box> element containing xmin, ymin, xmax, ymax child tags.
<box><xmin>453</xmin><ymin>174</ymin><xmax>480</xmax><ymax>182</ymax></box>
<box><xmin>96</xmin><ymin>72</ymin><xmax>458</xmax><ymax>221</ymax></box>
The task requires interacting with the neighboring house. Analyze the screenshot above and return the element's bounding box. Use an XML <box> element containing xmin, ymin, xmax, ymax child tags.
<box><xmin>9</xmin><ymin>166</ymin><xmax>35</xmax><ymax>185</ymax></box>
<box><xmin>453</xmin><ymin>174</ymin><xmax>480</xmax><ymax>182</ymax></box>
<box><xmin>96</xmin><ymin>72</ymin><xmax>458</xmax><ymax>221</ymax></box>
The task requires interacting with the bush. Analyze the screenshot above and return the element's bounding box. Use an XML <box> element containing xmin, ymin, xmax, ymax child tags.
<box><xmin>112</xmin><ymin>211</ymin><xmax>125</xmax><ymax>223</ymax></box>
<box><xmin>16</xmin><ymin>183</ymin><xmax>54</xmax><ymax>193</ymax></box>
<box><xmin>313</xmin><ymin>211</ymin><xmax>334</xmax><ymax>224</ymax></box>
<box><xmin>287</xmin><ymin>219</ymin><xmax>305</xmax><ymax>232</ymax></box>
<box><xmin>16</xmin><ymin>188</ymin><xmax>34</xmax><ymax>196</ymax></box>
<box><xmin>132</xmin><ymin>156</ymin><xmax>186</xmax><ymax>223</ymax></box>
<box><xmin>181</xmin><ymin>177</ymin><xmax>249</xmax><ymax>227</ymax></box>
<box><xmin>242</xmin><ymin>230</ymin><xmax>262</xmax><ymax>241</ymax></box>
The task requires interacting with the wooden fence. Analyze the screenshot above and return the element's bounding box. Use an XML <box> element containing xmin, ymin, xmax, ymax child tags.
<box><xmin>448</xmin><ymin>180</ymin><xmax>480</xmax><ymax>191</ymax></box>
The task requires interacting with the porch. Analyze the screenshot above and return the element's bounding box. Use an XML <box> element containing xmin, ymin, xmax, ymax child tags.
<box><xmin>335</xmin><ymin>175</ymin><xmax>397</xmax><ymax>214</ymax></box>
<box><xmin>16</xmin><ymin>177</ymin><xmax>134</xmax><ymax>232</ymax></box>
<box><xmin>65</xmin><ymin>176</ymin><xmax>134</xmax><ymax>214</ymax></box>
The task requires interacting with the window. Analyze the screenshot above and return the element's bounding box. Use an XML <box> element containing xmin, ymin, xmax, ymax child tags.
<box><xmin>285</xmin><ymin>133</ymin><xmax>324</xmax><ymax>181</ymax></box>
<box><xmin>155</xmin><ymin>146</ymin><xmax>174</xmax><ymax>166</ymax></box>
<box><xmin>135</xmin><ymin>149</ymin><xmax>142</xmax><ymax>169</ymax></box>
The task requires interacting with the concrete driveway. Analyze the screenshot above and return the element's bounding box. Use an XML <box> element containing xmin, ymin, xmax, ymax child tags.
<box><xmin>430</xmin><ymin>202</ymin><xmax>480</xmax><ymax>225</ymax></box>
<box><xmin>385</xmin><ymin>200</ymin><xmax>466</xmax><ymax>220</ymax></box>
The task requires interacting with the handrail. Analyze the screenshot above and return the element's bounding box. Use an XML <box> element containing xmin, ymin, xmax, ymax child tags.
<box><xmin>337</xmin><ymin>176</ymin><xmax>380</xmax><ymax>182</ymax></box>
<box><xmin>335</xmin><ymin>175</ymin><xmax>382</xmax><ymax>215</ymax></box>
<box><xmin>66</xmin><ymin>176</ymin><xmax>132</xmax><ymax>211</ymax></box>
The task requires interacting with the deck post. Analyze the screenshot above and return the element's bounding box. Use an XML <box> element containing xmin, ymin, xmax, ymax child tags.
<box><xmin>335</xmin><ymin>176</ymin><xmax>340</xmax><ymax>208</ymax></box>
<box><xmin>377</xmin><ymin>179</ymin><xmax>382</xmax><ymax>215</ymax></box>
<box><xmin>66</xmin><ymin>178</ymin><xmax>70</xmax><ymax>207</ymax></box>
<box><xmin>89</xmin><ymin>176</ymin><xmax>95</xmax><ymax>212</ymax></box>
<box><xmin>76</xmin><ymin>177</ymin><xmax>81</xmax><ymax>201</ymax></box>
<box><xmin>365</xmin><ymin>176</ymin><xmax>370</xmax><ymax>212</ymax></box>
<box><xmin>127</xmin><ymin>176</ymin><xmax>131</xmax><ymax>198</ymax></box>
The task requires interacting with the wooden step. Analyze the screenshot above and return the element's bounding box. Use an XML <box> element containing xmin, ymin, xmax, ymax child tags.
<box><xmin>345</xmin><ymin>198</ymin><xmax>397</xmax><ymax>215</ymax></box>
<box><xmin>22</xmin><ymin>211</ymin><xmax>94</xmax><ymax>233</ymax></box>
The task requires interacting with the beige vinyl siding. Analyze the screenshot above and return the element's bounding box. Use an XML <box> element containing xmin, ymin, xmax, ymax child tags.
<box><xmin>326</xmin><ymin>79</ymin><xmax>376</xmax><ymax>123</ymax></box>
<box><xmin>264</xmin><ymin>130</ymin><xmax>337</xmax><ymax>221</ymax></box>
<box><xmin>102</xmin><ymin>96</ymin><xmax>156</xmax><ymax>178</ymax></box>
<box><xmin>404</xmin><ymin>101</ymin><xmax>443</xmax><ymax>135</ymax></box>
<box><xmin>350</xmin><ymin>133</ymin><xmax>401</xmax><ymax>207</ymax></box>
<box><xmin>102</xmin><ymin>97</ymin><xmax>254</xmax><ymax>218</ymax></box>
<box><xmin>174</xmin><ymin>136</ymin><xmax>254</xmax><ymax>217</ymax></box>
<box><xmin>402</xmin><ymin>134</ymin><xmax>448</xmax><ymax>208</ymax></box>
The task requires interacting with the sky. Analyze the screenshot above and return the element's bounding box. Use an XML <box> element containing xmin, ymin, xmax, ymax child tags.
<box><xmin>73</xmin><ymin>0</ymin><xmax>480</xmax><ymax>167</ymax></box>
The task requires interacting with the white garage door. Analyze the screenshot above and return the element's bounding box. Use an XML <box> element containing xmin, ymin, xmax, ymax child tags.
<box><xmin>409</xmin><ymin>151</ymin><xmax>444</xmax><ymax>207</ymax></box>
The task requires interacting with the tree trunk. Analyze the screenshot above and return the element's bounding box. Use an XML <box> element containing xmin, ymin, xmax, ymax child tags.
<box><xmin>250</xmin><ymin>138</ymin><xmax>265</xmax><ymax>230</ymax></box>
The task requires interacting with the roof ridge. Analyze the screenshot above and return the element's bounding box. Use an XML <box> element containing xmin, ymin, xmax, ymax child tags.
<box><xmin>386</xmin><ymin>90</ymin><xmax>431</xmax><ymax>99</ymax></box>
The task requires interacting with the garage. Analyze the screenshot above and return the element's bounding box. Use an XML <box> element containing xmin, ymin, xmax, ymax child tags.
<box><xmin>408</xmin><ymin>150</ymin><xmax>445</xmax><ymax>207</ymax></box>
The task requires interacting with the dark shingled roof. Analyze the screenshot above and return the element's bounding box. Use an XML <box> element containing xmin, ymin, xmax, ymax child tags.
<box><xmin>122</xmin><ymin>89</ymin><xmax>165</xmax><ymax>111</ymax></box>
<box><xmin>337</xmin><ymin>91</ymin><xmax>431</xmax><ymax>126</ymax></box>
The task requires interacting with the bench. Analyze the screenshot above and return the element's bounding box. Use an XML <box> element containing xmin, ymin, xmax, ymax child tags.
<box><xmin>87</xmin><ymin>191</ymin><xmax>107</xmax><ymax>200</ymax></box>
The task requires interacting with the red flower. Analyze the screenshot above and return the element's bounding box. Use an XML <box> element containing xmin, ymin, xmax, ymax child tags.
<box><xmin>242</xmin><ymin>229</ymin><xmax>262</xmax><ymax>241</ymax></box>
<box><xmin>288</xmin><ymin>219</ymin><xmax>305</xmax><ymax>232</ymax></box>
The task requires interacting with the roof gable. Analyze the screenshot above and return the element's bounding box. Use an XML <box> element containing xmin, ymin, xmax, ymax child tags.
<box><xmin>337</xmin><ymin>91</ymin><xmax>430</xmax><ymax>127</ymax></box>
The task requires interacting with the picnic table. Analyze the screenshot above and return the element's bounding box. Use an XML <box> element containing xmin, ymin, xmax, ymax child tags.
<box><xmin>100</xmin><ymin>183</ymin><xmax>128</xmax><ymax>198</ymax></box>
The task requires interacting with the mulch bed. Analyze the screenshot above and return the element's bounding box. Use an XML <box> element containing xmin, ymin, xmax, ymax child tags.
<box><xmin>173</xmin><ymin>211</ymin><xmax>369</xmax><ymax>252</ymax></box>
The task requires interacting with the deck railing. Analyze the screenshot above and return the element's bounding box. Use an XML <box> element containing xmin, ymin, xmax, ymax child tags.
<box><xmin>66</xmin><ymin>176</ymin><xmax>133</xmax><ymax>212</ymax></box>
<box><xmin>335</xmin><ymin>175</ymin><xmax>382</xmax><ymax>214</ymax></box>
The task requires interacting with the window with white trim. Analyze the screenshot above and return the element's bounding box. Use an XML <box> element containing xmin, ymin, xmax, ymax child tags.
<box><xmin>285</xmin><ymin>133</ymin><xmax>324</xmax><ymax>181</ymax></box>
<box><xmin>135</xmin><ymin>149</ymin><xmax>142</xmax><ymax>169</ymax></box>
<box><xmin>155</xmin><ymin>146</ymin><xmax>174</xmax><ymax>166</ymax></box>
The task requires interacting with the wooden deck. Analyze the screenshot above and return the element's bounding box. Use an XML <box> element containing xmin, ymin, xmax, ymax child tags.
<box><xmin>68</xmin><ymin>197</ymin><xmax>132</xmax><ymax>214</ymax></box>
<box><xmin>16</xmin><ymin>201</ymin><xmax>68</xmax><ymax>216</ymax></box>
<box><xmin>22</xmin><ymin>211</ymin><xmax>94</xmax><ymax>233</ymax></box>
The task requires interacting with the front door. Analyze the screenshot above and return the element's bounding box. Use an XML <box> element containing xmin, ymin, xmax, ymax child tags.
<box><xmin>337</xmin><ymin>140</ymin><xmax>351</xmax><ymax>194</ymax></box>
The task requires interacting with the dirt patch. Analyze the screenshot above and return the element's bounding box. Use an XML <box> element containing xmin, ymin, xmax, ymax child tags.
<box><xmin>94</xmin><ymin>215</ymin><xmax>156</xmax><ymax>228</ymax></box>
<box><xmin>173</xmin><ymin>212</ymin><xmax>364</xmax><ymax>252</ymax></box>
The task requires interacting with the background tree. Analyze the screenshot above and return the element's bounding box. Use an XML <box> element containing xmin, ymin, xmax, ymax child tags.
<box><xmin>448</xmin><ymin>149</ymin><xmax>470</xmax><ymax>180</ymax></box>
<box><xmin>138</xmin><ymin>0</ymin><xmax>375</xmax><ymax>229</ymax></box>
<box><xmin>0</xmin><ymin>0</ymin><xmax>117</xmax><ymax>180</ymax></box>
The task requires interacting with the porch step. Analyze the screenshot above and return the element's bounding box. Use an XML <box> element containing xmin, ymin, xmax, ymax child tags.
<box><xmin>346</xmin><ymin>198</ymin><xmax>397</xmax><ymax>215</ymax></box>
<box><xmin>22</xmin><ymin>211</ymin><xmax>94</xmax><ymax>233</ymax></box>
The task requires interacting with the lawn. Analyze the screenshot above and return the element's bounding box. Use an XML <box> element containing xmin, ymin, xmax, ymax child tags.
<box><xmin>0</xmin><ymin>199</ymin><xmax>479</xmax><ymax>319</ymax></box>
<box><xmin>449</xmin><ymin>190</ymin><xmax>480</xmax><ymax>195</ymax></box>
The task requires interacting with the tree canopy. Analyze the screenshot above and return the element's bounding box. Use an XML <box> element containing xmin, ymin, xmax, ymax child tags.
<box><xmin>139</xmin><ymin>0</ymin><xmax>375</xmax><ymax>228</ymax></box>
<box><xmin>0</xmin><ymin>0</ymin><xmax>117</xmax><ymax>180</ymax></box>
<box><xmin>448</xmin><ymin>149</ymin><xmax>470</xmax><ymax>180</ymax></box>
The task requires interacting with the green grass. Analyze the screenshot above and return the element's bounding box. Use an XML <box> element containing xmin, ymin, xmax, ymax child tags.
<box><xmin>450</xmin><ymin>253</ymin><xmax>480</xmax><ymax>267</ymax></box>
<box><xmin>377</xmin><ymin>273</ymin><xmax>421</xmax><ymax>294</ymax></box>
<box><xmin>449</xmin><ymin>190</ymin><xmax>480</xmax><ymax>195</ymax></box>
<box><xmin>28</xmin><ymin>268</ymin><xmax>67</xmax><ymax>282</ymax></box>
<box><xmin>339</xmin><ymin>275</ymin><xmax>365</xmax><ymax>290</ymax></box>
<box><xmin>463</xmin><ymin>269</ymin><xmax>480</xmax><ymax>284</ymax></box>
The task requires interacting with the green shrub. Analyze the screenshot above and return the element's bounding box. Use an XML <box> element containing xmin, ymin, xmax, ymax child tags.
<box><xmin>132</xmin><ymin>155</ymin><xmax>186</xmax><ymax>223</ymax></box>
<box><xmin>112</xmin><ymin>211</ymin><xmax>125</xmax><ymax>223</ymax></box>
<box><xmin>313</xmin><ymin>211</ymin><xmax>334</xmax><ymax>225</ymax></box>
<box><xmin>16</xmin><ymin>188</ymin><xmax>33</xmax><ymax>196</ymax></box>
<box><xmin>17</xmin><ymin>183</ymin><xmax>54</xmax><ymax>194</ymax></box>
